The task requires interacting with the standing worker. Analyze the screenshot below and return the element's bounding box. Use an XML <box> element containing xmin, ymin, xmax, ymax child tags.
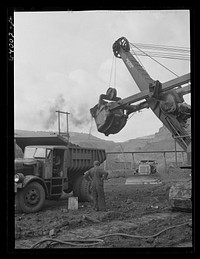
<box><xmin>84</xmin><ymin>161</ymin><xmax>108</xmax><ymax>211</ymax></box>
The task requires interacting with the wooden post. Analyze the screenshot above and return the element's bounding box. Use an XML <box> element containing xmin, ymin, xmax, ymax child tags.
<box><xmin>104</xmin><ymin>160</ymin><xmax>107</xmax><ymax>171</ymax></box>
<box><xmin>66</xmin><ymin>112</ymin><xmax>70</xmax><ymax>141</ymax></box>
<box><xmin>57</xmin><ymin>111</ymin><xmax>60</xmax><ymax>135</ymax></box>
<box><xmin>131</xmin><ymin>152</ymin><xmax>136</xmax><ymax>169</ymax></box>
<box><xmin>163</xmin><ymin>152</ymin><xmax>167</xmax><ymax>173</ymax></box>
<box><xmin>181</xmin><ymin>151</ymin><xmax>184</xmax><ymax>165</ymax></box>
<box><xmin>174</xmin><ymin>138</ymin><xmax>178</xmax><ymax>167</ymax></box>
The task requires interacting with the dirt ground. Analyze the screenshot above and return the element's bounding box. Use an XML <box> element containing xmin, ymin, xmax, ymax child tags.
<box><xmin>14</xmin><ymin>169</ymin><xmax>193</xmax><ymax>251</ymax></box>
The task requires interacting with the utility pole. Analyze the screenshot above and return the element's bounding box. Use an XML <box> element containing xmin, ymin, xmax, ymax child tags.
<box><xmin>173</xmin><ymin>135</ymin><xmax>178</xmax><ymax>167</ymax></box>
<box><xmin>56</xmin><ymin>110</ymin><xmax>70</xmax><ymax>140</ymax></box>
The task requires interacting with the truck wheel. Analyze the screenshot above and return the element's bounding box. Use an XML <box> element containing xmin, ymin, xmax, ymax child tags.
<box><xmin>80</xmin><ymin>177</ymin><xmax>93</xmax><ymax>202</ymax></box>
<box><xmin>17</xmin><ymin>182</ymin><xmax>45</xmax><ymax>213</ymax></box>
<box><xmin>73</xmin><ymin>176</ymin><xmax>92</xmax><ymax>202</ymax></box>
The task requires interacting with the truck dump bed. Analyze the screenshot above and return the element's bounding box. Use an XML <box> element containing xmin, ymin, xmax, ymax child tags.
<box><xmin>15</xmin><ymin>134</ymin><xmax>106</xmax><ymax>173</ymax></box>
<box><xmin>66</xmin><ymin>146</ymin><xmax>106</xmax><ymax>173</ymax></box>
<box><xmin>15</xmin><ymin>134</ymin><xmax>70</xmax><ymax>151</ymax></box>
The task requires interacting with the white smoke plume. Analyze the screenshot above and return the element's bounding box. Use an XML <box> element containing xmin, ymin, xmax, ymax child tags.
<box><xmin>40</xmin><ymin>94</ymin><xmax>66</xmax><ymax>129</ymax></box>
<box><xmin>39</xmin><ymin>94</ymin><xmax>93</xmax><ymax>132</ymax></box>
<box><xmin>69</xmin><ymin>103</ymin><xmax>91</xmax><ymax>127</ymax></box>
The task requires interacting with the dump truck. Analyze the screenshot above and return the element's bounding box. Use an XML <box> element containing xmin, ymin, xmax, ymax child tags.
<box><xmin>14</xmin><ymin>134</ymin><xmax>106</xmax><ymax>213</ymax></box>
<box><xmin>90</xmin><ymin>37</ymin><xmax>191</xmax><ymax>211</ymax></box>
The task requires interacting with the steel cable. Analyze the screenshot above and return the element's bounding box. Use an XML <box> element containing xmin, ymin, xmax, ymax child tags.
<box><xmin>109</xmin><ymin>54</ymin><xmax>115</xmax><ymax>87</ymax></box>
<box><xmin>129</xmin><ymin>42</ymin><xmax>190</xmax><ymax>61</ymax></box>
<box><xmin>132</xmin><ymin>42</ymin><xmax>190</xmax><ymax>53</ymax></box>
<box><xmin>30</xmin><ymin>237</ymin><xmax>104</xmax><ymax>248</ymax></box>
<box><xmin>130</xmin><ymin>51</ymin><xmax>190</xmax><ymax>61</ymax></box>
<box><xmin>130</xmin><ymin>45</ymin><xmax>147</xmax><ymax>72</ymax></box>
<box><xmin>30</xmin><ymin>221</ymin><xmax>191</xmax><ymax>248</ymax></box>
<box><xmin>130</xmin><ymin>43</ymin><xmax>180</xmax><ymax>77</ymax></box>
<box><xmin>97</xmin><ymin>221</ymin><xmax>191</xmax><ymax>239</ymax></box>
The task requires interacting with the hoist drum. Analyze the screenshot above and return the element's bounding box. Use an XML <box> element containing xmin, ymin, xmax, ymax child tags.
<box><xmin>91</xmin><ymin>104</ymin><xmax>128</xmax><ymax>136</ymax></box>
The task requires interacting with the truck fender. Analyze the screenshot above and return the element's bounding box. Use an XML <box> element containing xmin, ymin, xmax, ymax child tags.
<box><xmin>22</xmin><ymin>175</ymin><xmax>48</xmax><ymax>197</ymax></box>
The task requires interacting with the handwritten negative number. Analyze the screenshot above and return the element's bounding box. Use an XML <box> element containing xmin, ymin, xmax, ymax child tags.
<box><xmin>8</xmin><ymin>32</ymin><xmax>14</xmax><ymax>61</ymax></box>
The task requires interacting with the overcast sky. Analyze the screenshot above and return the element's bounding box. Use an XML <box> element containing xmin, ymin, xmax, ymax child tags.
<box><xmin>14</xmin><ymin>10</ymin><xmax>190</xmax><ymax>142</ymax></box>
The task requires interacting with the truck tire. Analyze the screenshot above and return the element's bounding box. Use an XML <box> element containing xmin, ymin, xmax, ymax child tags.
<box><xmin>17</xmin><ymin>182</ymin><xmax>45</xmax><ymax>213</ymax></box>
<box><xmin>73</xmin><ymin>176</ymin><xmax>92</xmax><ymax>202</ymax></box>
<box><xmin>80</xmin><ymin>177</ymin><xmax>93</xmax><ymax>202</ymax></box>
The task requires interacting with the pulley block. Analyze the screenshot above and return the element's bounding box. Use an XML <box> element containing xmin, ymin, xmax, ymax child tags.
<box><xmin>113</xmin><ymin>37</ymin><xmax>130</xmax><ymax>58</ymax></box>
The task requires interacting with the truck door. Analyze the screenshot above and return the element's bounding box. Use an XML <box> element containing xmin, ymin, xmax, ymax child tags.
<box><xmin>43</xmin><ymin>148</ymin><xmax>53</xmax><ymax>179</ymax></box>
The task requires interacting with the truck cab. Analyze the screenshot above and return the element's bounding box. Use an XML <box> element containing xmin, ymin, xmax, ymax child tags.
<box><xmin>22</xmin><ymin>145</ymin><xmax>66</xmax><ymax>179</ymax></box>
<box><xmin>14</xmin><ymin>134</ymin><xmax>106</xmax><ymax>213</ymax></box>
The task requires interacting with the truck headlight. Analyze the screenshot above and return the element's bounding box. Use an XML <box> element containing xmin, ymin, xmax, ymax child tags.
<box><xmin>14</xmin><ymin>174</ymin><xmax>19</xmax><ymax>183</ymax></box>
<box><xmin>14</xmin><ymin>173</ymin><xmax>24</xmax><ymax>183</ymax></box>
